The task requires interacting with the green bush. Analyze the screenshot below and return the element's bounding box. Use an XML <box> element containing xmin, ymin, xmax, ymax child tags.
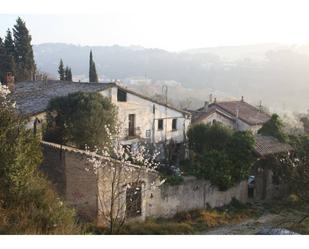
<box><xmin>187</xmin><ymin>123</ymin><xmax>255</xmax><ymax>190</ymax></box>
<box><xmin>44</xmin><ymin>91</ymin><xmax>117</xmax><ymax>149</ymax></box>
<box><xmin>0</xmin><ymin>107</ymin><xmax>80</xmax><ymax>234</ymax></box>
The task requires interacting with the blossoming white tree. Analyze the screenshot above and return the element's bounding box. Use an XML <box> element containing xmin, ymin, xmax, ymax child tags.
<box><xmin>85</xmin><ymin>125</ymin><xmax>163</xmax><ymax>234</ymax></box>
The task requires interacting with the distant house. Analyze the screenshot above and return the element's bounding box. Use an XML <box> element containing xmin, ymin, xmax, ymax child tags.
<box><xmin>11</xmin><ymin>80</ymin><xmax>191</xmax><ymax>159</ymax></box>
<box><xmin>190</xmin><ymin>97</ymin><xmax>270</xmax><ymax>134</ymax></box>
<box><xmin>251</xmin><ymin>135</ymin><xmax>293</xmax><ymax>201</ymax></box>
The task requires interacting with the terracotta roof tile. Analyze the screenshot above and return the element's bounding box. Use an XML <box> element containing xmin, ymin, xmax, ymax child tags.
<box><xmin>254</xmin><ymin>135</ymin><xmax>293</xmax><ymax>156</ymax></box>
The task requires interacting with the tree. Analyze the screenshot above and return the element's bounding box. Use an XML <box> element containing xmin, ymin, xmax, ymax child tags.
<box><xmin>67</xmin><ymin>67</ymin><xmax>72</xmax><ymax>81</ymax></box>
<box><xmin>58</xmin><ymin>59</ymin><xmax>65</xmax><ymax>80</ymax></box>
<box><xmin>64</xmin><ymin>66</ymin><xmax>72</xmax><ymax>81</ymax></box>
<box><xmin>89</xmin><ymin>50</ymin><xmax>98</xmax><ymax>83</ymax></box>
<box><xmin>187</xmin><ymin>123</ymin><xmax>255</xmax><ymax>190</ymax></box>
<box><xmin>0</xmin><ymin>85</ymin><xmax>80</xmax><ymax>234</ymax></box>
<box><xmin>85</xmin><ymin>127</ymin><xmax>160</xmax><ymax>234</ymax></box>
<box><xmin>13</xmin><ymin>17</ymin><xmax>36</xmax><ymax>81</ymax></box>
<box><xmin>4</xmin><ymin>29</ymin><xmax>15</xmax><ymax>57</ymax></box>
<box><xmin>44</xmin><ymin>92</ymin><xmax>117</xmax><ymax>149</ymax></box>
<box><xmin>3</xmin><ymin>29</ymin><xmax>16</xmax><ymax>76</ymax></box>
<box><xmin>258</xmin><ymin>113</ymin><xmax>288</xmax><ymax>142</ymax></box>
<box><xmin>300</xmin><ymin>113</ymin><xmax>309</xmax><ymax>134</ymax></box>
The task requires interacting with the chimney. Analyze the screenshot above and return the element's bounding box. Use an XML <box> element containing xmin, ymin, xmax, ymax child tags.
<box><xmin>241</xmin><ymin>96</ymin><xmax>244</xmax><ymax>102</ymax></box>
<box><xmin>203</xmin><ymin>101</ymin><xmax>209</xmax><ymax>112</ymax></box>
<box><xmin>5</xmin><ymin>72</ymin><xmax>15</xmax><ymax>92</ymax></box>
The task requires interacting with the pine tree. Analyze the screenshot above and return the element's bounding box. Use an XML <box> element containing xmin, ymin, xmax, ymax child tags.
<box><xmin>58</xmin><ymin>59</ymin><xmax>65</xmax><ymax>80</ymax></box>
<box><xmin>13</xmin><ymin>17</ymin><xmax>36</xmax><ymax>82</ymax></box>
<box><xmin>0</xmin><ymin>38</ymin><xmax>15</xmax><ymax>83</ymax></box>
<box><xmin>89</xmin><ymin>50</ymin><xmax>98</xmax><ymax>83</ymax></box>
<box><xmin>3</xmin><ymin>29</ymin><xmax>16</xmax><ymax>75</ymax></box>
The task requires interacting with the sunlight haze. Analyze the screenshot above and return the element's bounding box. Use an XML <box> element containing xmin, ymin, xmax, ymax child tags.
<box><xmin>1</xmin><ymin>0</ymin><xmax>309</xmax><ymax>51</ymax></box>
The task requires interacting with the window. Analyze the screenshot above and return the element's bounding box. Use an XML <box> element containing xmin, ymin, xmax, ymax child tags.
<box><xmin>126</xmin><ymin>183</ymin><xmax>142</xmax><ymax>218</ymax></box>
<box><xmin>158</xmin><ymin>119</ymin><xmax>163</xmax><ymax>130</ymax></box>
<box><xmin>117</xmin><ymin>89</ymin><xmax>127</xmax><ymax>102</ymax></box>
<box><xmin>128</xmin><ymin>114</ymin><xmax>135</xmax><ymax>137</ymax></box>
<box><xmin>172</xmin><ymin>118</ymin><xmax>177</xmax><ymax>130</ymax></box>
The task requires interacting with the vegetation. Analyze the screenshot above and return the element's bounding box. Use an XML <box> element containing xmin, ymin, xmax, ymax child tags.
<box><xmin>13</xmin><ymin>17</ymin><xmax>36</xmax><ymax>81</ymax></box>
<box><xmin>44</xmin><ymin>92</ymin><xmax>117</xmax><ymax>149</ymax></box>
<box><xmin>186</xmin><ymin>123</ymin><xmax>255</xmax><ymax>190</ymax></box>
<box><xmin>89</xmin><ymin>50</ymin><xmax>98</xmax><ymax>83</ymax></box>
<box><xmin>258</xmin><ymin>113</ymin><xmax>288</xmax><ymax>142</ymax></box>
<box><xmin>58</xmin><ymin>59</ymin><xmax>65</xmax><ymax>80</ymax></box>
<box><xmin>115</xmin><ymin>199</ymin><xmax>255</xmax><ymax>235</ymax></box>
<box><xmin>64</xmin><ymin>66</ymin><xmax>72</xmax><ymax>81</ymax></box>
<box><xmin>58</xmin><ymin>59</ymin><xmax>72</xmax><ymax>81</ymax></box>
<box><xmin>0</xmin><ymin>85</ymin><xmax>80</xmax><ymax>234</ymax></box>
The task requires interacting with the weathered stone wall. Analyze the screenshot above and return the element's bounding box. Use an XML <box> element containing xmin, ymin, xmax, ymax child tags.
<box><xmin>41</xmin><ymin>142</ymin><xmax>98</xmax><ymax>221</ymax></box>
<box><xmin>41</xmin><ymin>141</ymin><xmax>248</xmax><ymax>224</ymax></box>
<box><xmin>146</xmin><ymin>177</ymin><xmax>248</xmax><ymax>218</ymax></box>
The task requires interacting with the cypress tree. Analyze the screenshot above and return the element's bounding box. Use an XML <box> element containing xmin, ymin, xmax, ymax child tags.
<box><xmin>13</xmin><ymin>17</ymin><xmax>36</xmax><ymax>82</ymax></box>
<box><xmin>58</xmin><ymin>59</ymin><xmax>65</xmax><ymax>81</ymax></box>
<box><xmin>4</xmin><ymin>29</ymin><xmax>15</xmax><ymax>56</ymax></box>
<box><xmin>0</xmin><ymin>38</ymin><xmax>15</xmax><ymax>83</ymax></box>
<box><xmin>89</xmin><ymin>50</ymin><xmax>98</xmax><ymax>83</ymax></box>
<box><xmin>64</xmin><ymin>66</ymin><xmax>69</xmax><ymax>81</ymax></box>
<box><xmin>67</xmin><ymin>67</ymin><xmax>72</xmax><ymax>81</ymax></box>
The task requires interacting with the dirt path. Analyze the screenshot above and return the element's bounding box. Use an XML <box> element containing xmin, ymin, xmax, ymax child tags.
<box><xmin>200</xmin><ymin>212</ymin><xmax>302</xmax><ymax>235</ymax></box>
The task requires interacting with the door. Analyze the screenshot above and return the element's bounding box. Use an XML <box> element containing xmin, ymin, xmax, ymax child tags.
<box><xmin>128</xmin><ymin>114</ymin><xmax>135</xmax><ymax>137</ymax></box>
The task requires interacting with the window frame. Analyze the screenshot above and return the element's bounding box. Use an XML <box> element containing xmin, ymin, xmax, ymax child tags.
<box><xmin>158</xmin><ymin>119</ymin><xmax>163</xmax><ymax>130</ymax></box>
<box><xmin>172</xmin><ymin>118</ymin><xmax>177</xmax><ymax>131</ymax></box>
<box><xmin>117</xmin><ymin>88</ymin><xmax>127</xmax><ymax>102</ymax></box>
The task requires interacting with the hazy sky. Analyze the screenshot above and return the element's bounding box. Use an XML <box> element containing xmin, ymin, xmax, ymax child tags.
<box><xmin>1</xmin><ymin>0</ymin><xmax>309</xmax><ymax>51</ymax></box>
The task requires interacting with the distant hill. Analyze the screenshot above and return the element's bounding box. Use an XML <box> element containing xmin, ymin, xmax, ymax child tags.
<box><xmin>33</xmin><ymin>43</ymin><xmax>309</xmax><ymax>113</ymax></box>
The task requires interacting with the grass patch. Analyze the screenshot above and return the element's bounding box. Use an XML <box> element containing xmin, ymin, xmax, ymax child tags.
<box><xmin>118</xmin><ymin>199</ymin><xmax>257</xmax><ymax>235</ymax></box>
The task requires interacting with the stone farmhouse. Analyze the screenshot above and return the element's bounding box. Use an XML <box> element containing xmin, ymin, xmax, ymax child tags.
<box><xmin>11</xmin><ymin>80</ymin><xmax>191</xmax><ymax>159</ymax></box>
<box><xmin>190</xmin><ymin>97</ymin><xmax>294</xmax><ymax>201</ymax></box>
<box><xmin>190</xmin><ymin>96</ymin><xmax>270</xmax><ymax>133</ymax></box>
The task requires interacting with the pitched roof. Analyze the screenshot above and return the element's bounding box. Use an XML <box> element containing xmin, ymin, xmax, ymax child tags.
<box><xmin>254</xmin><ymin>135</ymin><xmax>293</xmax><ymax>157</ymax></box>
<box><xmin>194</xmin><ymin>100</ymin><xmax>270</xmax><ymax>125</ymax></box>
<box><xmin>10</xmin><ymin>80</ymin><xmax>115</xmax><ymax>116</ymax></box>
<box><xmin>10</xmin><ymin>80</ymin><xmax>190</xmax><ymax>117</ymax></box>
<box><xmin>117</xmin><ymin>85</ymin><xmax>190</xmax><ymax>116</ymax></box>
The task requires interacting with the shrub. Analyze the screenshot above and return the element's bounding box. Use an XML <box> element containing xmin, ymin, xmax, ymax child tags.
<box><xmin>0</xmin><ymin>106</ymin><xmax>80</xmax><ymax>234</ymax></box>
<box><xmin>44</xmin><ymin>91</ymin><xmax>117</xmax><ymax>149</ymax></box>
<box><xmin>258</xmin><ymin>113</ymin><xmax>288</xmax><ymax>142</ymax></box>
<box><xmin>187</xmin><ymin>123</ymin><xmax>255</xmax><ymax>190</ymax></box>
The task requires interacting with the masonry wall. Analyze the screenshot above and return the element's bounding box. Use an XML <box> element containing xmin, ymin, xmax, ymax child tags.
<box><xmin>41</xmin><ymin>142</ymin><xmax>98</xmax><ymax>221</ymax></box>
<box><xmin>146</xmin><ymin>177</ymin><xmax>248</xmax><ymax>218</ymax></box>
<box><xmin>41</xmin><ymin>142</ymin><xmax>248</xmax><ymax>224</ymax></box>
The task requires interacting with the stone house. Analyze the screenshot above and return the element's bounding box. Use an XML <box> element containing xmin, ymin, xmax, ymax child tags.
<box><xmin>11</xmin><ymin>80</ymin><xmax>191</xmax><ymax>159</ymax></box>
<box><xmin>190</xmin><ymin>97</ymin><xmax>270</xmax><ymax>134</ymax></box>
<box><xmin>251</xmin><ymin>135</ymin><xmax>293</xmax><ymax>201</ymax></box>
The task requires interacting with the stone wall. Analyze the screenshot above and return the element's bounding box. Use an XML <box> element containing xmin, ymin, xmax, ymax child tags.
<box><xmin>41</xmin><ymin>141</ymin><xmax>248</xmax><ymax>224</ymax></box>
<box><xmin>147</xmin><ymin>177</ymin><xmax>248</xmax><ymax>218</ymax></box>
<box><xmin>41</xmin><ymin>142</ymin><xmax>98</xmax><ymax>221</ymax></box>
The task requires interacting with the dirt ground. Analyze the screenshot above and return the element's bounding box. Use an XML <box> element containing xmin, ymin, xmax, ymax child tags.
<box><xmin>201</xmin><ymin>207</ymin><xmax>308</xmax><ymax>235</ymax></box>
